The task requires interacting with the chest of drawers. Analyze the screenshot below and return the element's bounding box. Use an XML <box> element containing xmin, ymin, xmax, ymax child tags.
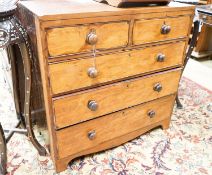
<box><xmin>17</xmin><ymin>0</ymin><xmax>194</xmax><ymax>172</ymax></box>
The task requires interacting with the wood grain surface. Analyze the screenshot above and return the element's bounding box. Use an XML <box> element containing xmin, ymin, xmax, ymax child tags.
<box><xmin>18</xmin><ymin>1</ymin><xmax>194</xmax><ymax>21</ymax></box>
<box><xmin>133</xmin><ymin>16</ymin><xmax>191</xmax><ymax>45</ymax></box>
<box><xmin>47</xmin><ymin>22</ymin><xmax>129</xmax><ymax>57</ymax></box>
<box><xmin>49</xmin><ymin>41</ymin><xmax>186</xmax><ymax>94</ymax></box>
<box><xmin>53</xmin><ymin>69</ymin><xmax>181</xmax><ymax>128</ymax></box>
<box><xmin>56</xmin><ymin>94</ymin><xmax>176</xmax><ymax>159</ymax></box>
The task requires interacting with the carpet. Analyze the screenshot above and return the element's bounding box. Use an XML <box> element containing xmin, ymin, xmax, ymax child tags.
<box><xmin>0</xmin><ymin>76</ymin><xmax>212</xmax><ymax>175</ymax></box>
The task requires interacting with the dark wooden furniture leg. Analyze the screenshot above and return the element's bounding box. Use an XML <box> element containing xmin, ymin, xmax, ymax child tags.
<box><xmin>176</xmin><ymin>20</ymin><xmax>200</xmax><ymax>109</ymax></box>
<box><xmin>7</xmin><ymin>45</ymin><xmax>26</xmax><ymax>127</ymax></box>
<box><xmin>11</xmin><ymin>18</ymin><xmax>47</xmax><ymax>156</ymax></box>
<box><xmin>0</xmin><ymin>10</ymin><xmax>47</xmax><ymax>175</ymax></box>
<box><xmin>0</xmin><ymin>123</ymin><xmax>7</xmax><ymax>175</ymax></box>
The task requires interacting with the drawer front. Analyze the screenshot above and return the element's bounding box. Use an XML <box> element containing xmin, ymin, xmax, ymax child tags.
<box><xmin>53</xmin><ymin>69</ymin><xmax>181</xmax><ymax>128</ymax></box>
<box><xmin>133</xmin><ymin>16</ymin><xmax>191</xmax><ymax>45</ymax></box>
<box><xmin>47</xmin><ymin>22</ymin><xmax>129</xmax><ymax>57</ymax></box>
<box><xmin>56</xmin><ymin>95</ymin><xmax>176</xmax><ymax>159</ymax></box>
<box><xmin>49</xmin><ymin>42</ymin><xmax>186</xmax><ymax>95</ymax></box>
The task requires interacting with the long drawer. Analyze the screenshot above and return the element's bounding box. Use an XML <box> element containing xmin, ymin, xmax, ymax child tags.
<box><xmin>46</xmin><ymin>21</ymin><xmax>129</xmax><ymax>57</ymax></box>
<box><xmin>49</xmin><ymin>42</ymin><xmax>185</xmax><ymax>95</ymax></box>
<box><xmin>53</xmin><ymin>69</ymin><xmax>181</xmax><ymax>129</ymax></box>
<box><xmin>133</xmin><ymin>16</ymin><xmax>191</xmax><ymax>45</ymax></box>
<box><xmin>56</xmin><ymin>94</ymin><xmax>176</xmax><ymax>159</ymax></box>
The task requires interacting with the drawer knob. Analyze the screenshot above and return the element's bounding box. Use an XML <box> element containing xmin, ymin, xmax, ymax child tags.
<box><xmin>88</xmin><ymin>130</ymin><xmax>96</xmax><ymax>140</ymax></box>
<box><xmin>153</xmin><ymin>83</ymin><xmax>162</xmax><ymax>92</ymax></box>
<box><xmin>148</xmin><ymin>110</ymin><xmax>156</xmax><ymax>118</ymax></box>
<box><xmin>161</xmin><ymin>25</ymin><xmax>171</xmax><ymax>34</ymax></box>
<box><xmin>87</xmin><ymin>32</ymin><xmax>98</xmax><ymax>45</ymax></box>
<box><xmin>156</xmin><ymin>53</ymin><xmax>165</xmax><ymax>62</ymax></box>
<box><xmin>87</xmin><ymin>67</ymin><xmax>98</xmax><ymax>78</ymax></box>
<box><xmin>88</xmin><ymin>100</ymin><xmax>98</xmax><ymax>111</ymax></box>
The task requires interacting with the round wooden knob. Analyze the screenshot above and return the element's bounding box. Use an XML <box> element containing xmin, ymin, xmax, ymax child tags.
<box><xmin>153</xmin><ymin>83</ymin><xmax>162</xmax><ymax>92</ymax></box>
<box><xmin>86</xmin><ymin>32</ymin><xmax>98</xmax><ymax>45</ymax></box>
<box><xmin>161</xmin><ymin>25</ymin><xmax>171</xmax><ymax>34</ymax></box>
<box><xmin>87</xmin><ymin>67</ymin><xmax>98</xmax><ymax>78</ymax></box>
<box><xmin>148</xmin><ymin>110</ymin><xmax>156</xmax><ymax>118</ymax></box>
<box><xmin>156</xmin><ymin>53</ymin><xmax>165</xmax><ymax>62</ymax></box>
<box><xmin>88</xmin><ymin>100</ymin><xmax>98</xmax><ymax>111</ymax></box>
<box><xmin>88</xmin><ymin>130</ymin><xmax>96</xmax><ymax>140</ymax></box>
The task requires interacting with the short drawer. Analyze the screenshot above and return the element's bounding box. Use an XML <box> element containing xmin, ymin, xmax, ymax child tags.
<box><xmin>47</xmin><ymin>22</ymin><xmax>129</xmax><ymax>57</ymax></box>
<box><xmin>56</xmin><ymin>95</ymin><xmax>176</xmax><ymax>159</ymax></box>
<box><xmin>133</xmin><ymin>16</ymin><xmax>191</xmax><ymax>45</ymax></box>
<box><xmin>53</xmin><ymin>69</ymin><xmax>181</xmax><ymax>128</ymax></box>
<box><xmin>49</xmin><ymin>42</ymin><xmax>186</xmax><ymax>95</ymax></box>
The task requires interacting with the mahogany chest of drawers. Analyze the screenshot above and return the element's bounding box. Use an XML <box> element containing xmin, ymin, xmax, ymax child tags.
<box><xmin>17</xmin><ymin>0</ymin><xmax>194</xmax><ymax>173</ymax></box>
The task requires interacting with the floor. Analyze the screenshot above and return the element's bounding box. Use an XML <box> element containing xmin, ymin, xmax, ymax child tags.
<box><xmin>197</xmin><ymin>57</ymin><xmax>212</xmax><ymax>69</ymax></box>
<box><xmin>183</xmin><ymin>58</ymin><xmax>212</xmax><ymax>91</ymax></box>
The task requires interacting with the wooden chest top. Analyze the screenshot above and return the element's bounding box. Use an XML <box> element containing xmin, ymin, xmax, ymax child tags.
<box><xmin>18</xmin><ymin>0</ymin><xmax>194</xmax><ymax>20</ymax></box>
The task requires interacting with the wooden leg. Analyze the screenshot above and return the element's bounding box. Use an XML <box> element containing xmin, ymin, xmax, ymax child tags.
<box><xmin>161</xmin><ymin>119</ymin><xmax>171</xmax><ymax>130</ymax></box>
<box><xmin>0</xmin><ymin>123</ymin><xmax>7</xmax><ymax>175</ymax></box>
<box><xmin>55</xmin><ymin>158</ymin><xmax>70</xmax><ymax>173</ymax></box>
<box><xmin>8</xmin><ymin>45</ymin><xmax>26</xmax><ymax>127</ymax></box>
<box><xmin>176</xmin><ymin>94</ymin><xmax>183</xmax><ymax>109</ymax></box>
<box><xmin>18</xmin><ymin>41</ymin><xmax>47</xmax><ymax>156</ymax></box>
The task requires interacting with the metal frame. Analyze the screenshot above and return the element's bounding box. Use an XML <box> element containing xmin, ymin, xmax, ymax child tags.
<box><xmin>0</xmin><ymin>9</ymin><xmax>47</xmax><ymax>175</ymax></box>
